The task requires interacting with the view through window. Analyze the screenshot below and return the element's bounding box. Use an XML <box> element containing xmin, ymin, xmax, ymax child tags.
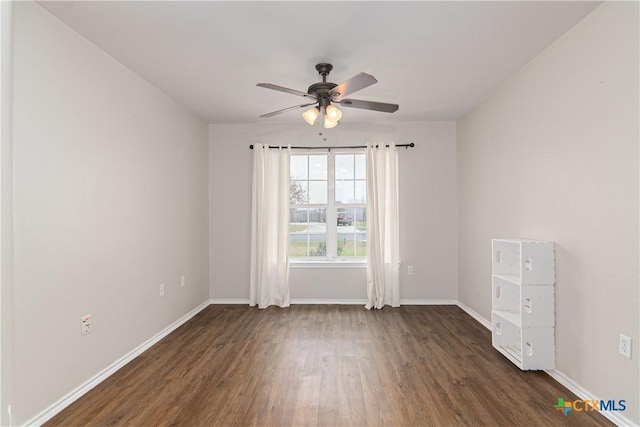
<box><xmin>289</xmin><ymin>152</ymin><xmax>367</xmax><ymax>260</ymax></box>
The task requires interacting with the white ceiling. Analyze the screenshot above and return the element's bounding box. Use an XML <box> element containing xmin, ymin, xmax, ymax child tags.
<box><xmin>38</xmin><ymin>1</ymin><xmax>601</xmax><ymax>125</ymax></box>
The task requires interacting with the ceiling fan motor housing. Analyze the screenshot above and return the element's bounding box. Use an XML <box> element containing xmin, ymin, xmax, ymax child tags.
<box><xmin>308</xmin><ymin>82</ymin><xmax>337</xmax><ymax>107</ymax></box>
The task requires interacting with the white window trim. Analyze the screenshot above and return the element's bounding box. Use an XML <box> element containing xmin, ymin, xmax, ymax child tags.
<box><xmin>290</xmin><ymin>259</ymin><xmax>367</xmax><ymax>268</ymax></box>
<box><xmin>290</xmin><ymin>149</ymin><xmax>367</xmax><ymax>265</ymax></box>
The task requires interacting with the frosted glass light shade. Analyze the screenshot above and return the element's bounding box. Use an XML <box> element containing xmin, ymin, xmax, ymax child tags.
<box><xmin>324</xmin><ymin>117</ymin><xmax>339</xmax><ymax>129</ymax></box>
<box><xmin>302</xmin><ymin>107</ymin><xmax>320</xmax><ymax>125</ymax></box>
<box><xmin>325</xmin><ymin>105</ymin><xmax>343</xmax><ymax>121</ymax></box>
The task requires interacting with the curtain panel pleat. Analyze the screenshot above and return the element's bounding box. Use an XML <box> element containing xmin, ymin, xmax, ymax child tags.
<box><xmin>365</xmin><ymin>143</ymin><xmax>400</xmax><ymax>309</ymax></box>
<box><xmin>250</xmin><ymin>144</ymin><xmax>291</xmax><ymax>309</ymax></box>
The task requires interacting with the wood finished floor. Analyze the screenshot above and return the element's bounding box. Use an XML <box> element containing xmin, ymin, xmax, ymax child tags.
<box><xmin>46</xmin><ymin>305</ymin><xmax>613</xmax><ymax>427</ymax></box>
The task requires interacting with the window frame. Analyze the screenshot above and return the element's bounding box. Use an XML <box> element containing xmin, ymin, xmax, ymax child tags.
<box><xmin>289</xmin><ymin>149</ymin><xmax>367</xmax><ymax>265</ymax></box>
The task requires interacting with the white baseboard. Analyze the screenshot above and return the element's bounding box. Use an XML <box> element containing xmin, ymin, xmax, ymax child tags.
<box><xmin>456</xmin><ymin>301</ymin><xmax>637</xmax><ymax>427</ymax></box>
<box><xmin>291</xmin><ymin>299</ymin><xmax>458</xmax><ymax>306</ymax></box>
<box><xmin>212</xmin><ymin>299</ymin><xmax>369</xmax><ymax>305</ymax></box>
<box><xmin>209</xmin><ymin>298</ymin><xmax>250</xmax><ymax>304</ymax></box>
<box><xmin>211</xmin><ymin>298</ymin><xmax>459</xmax><ymax>306</ymax></box>
<box><xmin>26</xmin><ymin>300</ymin><xmax>211</xmax><ymax>427</ymax></box>
<box><xmin>401</xmin><ymin>299</ymin><xmax>458</xmax><ymax>305</ymax></box>
<box><xmin>456</xmin><ymin>301</ymin><xmax>492</xmax><ymax>330</ymax></box>
<box><xmin>291</xmin><ymin>299</ymin><xmax>367</xmax><ymax>305</ymax></box>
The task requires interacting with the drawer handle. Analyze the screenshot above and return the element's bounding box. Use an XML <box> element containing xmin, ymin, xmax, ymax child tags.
<box><xmin>524</xmin><ymin>298</ymin><xmax>532</xmax><ymax>313</ymax></box>
<box><xmin>526</xmin><ymin>342</ymin><xmax>533</xmax><ymax>356</ymax></box>
<box><xmin>524</xmin><ymin>257</ymin><xmax>533</xmax><ymax>271</ymax></box>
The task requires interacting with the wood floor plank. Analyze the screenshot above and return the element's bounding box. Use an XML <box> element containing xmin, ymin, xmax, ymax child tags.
<box><xmin>45</xmin><ymin>305</ymin><xmax>614</xmax><ymax>427</ymax></box>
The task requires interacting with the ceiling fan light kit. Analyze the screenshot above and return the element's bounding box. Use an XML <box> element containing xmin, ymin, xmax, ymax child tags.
<box><xmin>302</xmin><ymin>106</ymin><xmax>320</xmax><ymax>125</ymax></box>
<box><xmin>325</xmin><ymin>105</ymin><xmax>342</xmax><ymax>121</ymax></box>
<box><xmin>257</xmin><ymin>63</ymin><xmax>398</xmax><ymax>128</ymax></box>
<box><xmin>323</xmin><ymin>116</ymin><xmax>339</xmax><ymax>129</ymax></box>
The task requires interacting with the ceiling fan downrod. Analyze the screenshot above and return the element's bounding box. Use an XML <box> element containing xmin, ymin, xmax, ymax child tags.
<box><xmin>315</xmin><ymin>63</ymin><xmax>333</xmax><ymax>82</ymax></box>
<box><xmin>308</xmin><ymin>63</ymin><xmax>338</xmax><ymax>106</ymax></box>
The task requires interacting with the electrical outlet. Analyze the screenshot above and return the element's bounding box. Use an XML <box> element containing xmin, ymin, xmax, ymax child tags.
<box><xmin>81</xmin><ymin>315</ymin><xmax>91</xmax><ymax>335</ymax></box>
<box><xmin>159</xmin><ymin>283</ymin><xmax>165</xmax><ymax>297</ymax></box>
<box><xmin>408</xmin><ymin>265</ymin><xmax>414</xmax><ymax>275</ymax></box>
<box><xmin>619</xmin><ymin>334</ymin><xmax>632</xmax><ymax>358</ymax></box>
<box><xmin>180</xmin><ymin>275</ymin><xmax>186</xmax><ymax>288</ymax></box>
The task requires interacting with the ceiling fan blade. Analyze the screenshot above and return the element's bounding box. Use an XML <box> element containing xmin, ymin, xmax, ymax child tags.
<box><xmin>257</xmin><ymin>83</ymin><xmax>316</xmax><ymax>99</ymax></box>
<box><xmin>329</xmin><ymin>72</ymin><xmax>378</xmax><ymax>100</ymax></box>
<box><xmin>259</xmin><ymin>102</ymin><xmax>318</xmax><ymax>118</ymax></box>
<box><xmin>339</xmin><ymin>99</ymin><xmax>399</xmax><ymax>113</ymax></box>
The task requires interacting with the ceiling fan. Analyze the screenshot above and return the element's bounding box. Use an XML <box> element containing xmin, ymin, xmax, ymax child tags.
<box><xmin>257</xmin><ymin>63</ymin><xmax>399</xmax><ymax>128</ymax></box>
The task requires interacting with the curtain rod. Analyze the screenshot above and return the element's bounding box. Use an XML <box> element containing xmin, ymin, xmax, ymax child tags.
<box><xmin>249</xmin><ymin>143</ymin><xmax>415</xmax><ymax>150</ymax></box>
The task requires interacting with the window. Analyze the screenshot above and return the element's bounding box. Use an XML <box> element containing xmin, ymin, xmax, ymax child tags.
<box><xmin>289</xmin><ymin>152</ymin><xmax>367</xmax><ymax>261</ymax></box>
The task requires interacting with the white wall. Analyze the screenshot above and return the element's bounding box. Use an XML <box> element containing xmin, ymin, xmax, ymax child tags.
<box><xmin>457</xmin><ymin>2</ymin><xmax>638</xmax><ymax>424</ymax></box>
<box><xmin>11</xmin><ymin>3</ymin><xmax>209</xmax><ymax>424</ymax></box>
<box><xmin>209</xmin><ymin>121</ymin><xmax>457</xmax><ymax>303</ymax></box>
<box><xmin>0</xmin><ymin>2</ymin><xmax>14</xmax><ymax>426</ymax></box>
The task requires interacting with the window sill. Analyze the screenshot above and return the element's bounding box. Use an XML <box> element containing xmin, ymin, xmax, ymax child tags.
<box><xmin>290</xmin><ymin>260</ymin><xmax>367</xmax><ymax>268</ymax></box>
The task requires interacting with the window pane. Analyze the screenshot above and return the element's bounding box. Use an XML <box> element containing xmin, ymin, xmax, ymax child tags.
<box><xmin>335</xmin><ymin>180</ymin><xmax>354</xmax><ymax>204</ymax></box>
<box><xmin>289</xmin><ymin>208</ymin><xmax>308</xmax><ymax>232</ymax></box>
<box><xmin>337</xmin><ymin>208</ymin><xmax>354</xmax><ymax>227</ymax></box>
<box><xmin>290</xmin><ymin>235</ymin><xmax>309</xmax><ymax>257</ymax></box>
<box><xmin>289</xmin><ymin>208</ymin><xmax>327</xmax><ymax>257</ymax></box>
<box><xmin>354</xmin><ymin>207</ymin><xmax>367</xmax><ymax>229</ymax></box>
<box><xmin>356</xmin><ymin>237</ymin><xmax>367</xmax><ymax>257</ymax></box>
<box><xmin>338</xmin><ymin>233</ymin><xmax>367</xmax><ymax>257</ymax></box>
<box><xmin>290</xmin><ymin>180</ymin><xmax>308</xmax><ymax>204</ymax></box>
<box><xmin>308</xmin><ymin>235</ymin><xmax>326</xmax><ymax>257</ymax></box>
<box><xmin>290</xmin><ymin>156</ymin><xmax>308</xmax><ymax>180</ymax></box>
<box><xmin>355</xmin><ymin>154</ymin><xmax>366</xmax><ymax>179</ymax></box>
<box><xmin>308</xmin><ymin>181</ymin><xmax>327</xmax><ymax>204</ymax></box>
<box><xmin>337</xmin><ymin>234</ymin><xmax>356</xmax><ymax>257</ymax></box>
<box><xmin>355</xmin><ymin>207</ymin><xmax>367</xmax><ymax>257</ymax></box>
<box><xmin>309</xmin><ymin>155</ymin><xmax>327</xmax><ymax>180</ymax></box>
<box><xmin>336</xmin><ymin>208</ymin><xmax>366</xmax><ymax>258</ymax></box>
<box><xmin>308</xmin><ymin>208</ymin><xmax>326</xmax><ymax>233</ymax></box>
<box><xmin>335</xmin><ymin>155</ymin><xmax>354</xmax><ymax>180</ymax></box>
<box><xmin>355</xmin><ymin>180</ymin><xmax>366</xmax><ymax>203</ymax></box>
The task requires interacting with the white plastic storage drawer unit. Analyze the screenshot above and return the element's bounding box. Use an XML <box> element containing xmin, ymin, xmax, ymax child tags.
<box><xmin>492</xmin><ymin>311</ymin><xmax>555</xmax><ymax>370</ymax></box>
<box><xmin>491</xmin><ymin>239</ymin><xmax>555</xmax><ymax>370</ymax></box>
<box><xmin>492</xmin><ymin>275</ymin><xmax>554</xmax><ymax>328</ymax></box>
<box><xmin>492</xmin><ymin>238</ymin><xmax>554</xmax><ymax>285</ymax></box>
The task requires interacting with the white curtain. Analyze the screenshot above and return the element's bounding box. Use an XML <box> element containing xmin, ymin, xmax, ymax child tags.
<box><xmin>365</xmin><ymin>143</ymin><xmax>400</xmax><ymax>309</ymax></box>
<box><xmin>250</xmin><ymin>144</ymin><xmax>291</xmax><ymax>309</ymax></box>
